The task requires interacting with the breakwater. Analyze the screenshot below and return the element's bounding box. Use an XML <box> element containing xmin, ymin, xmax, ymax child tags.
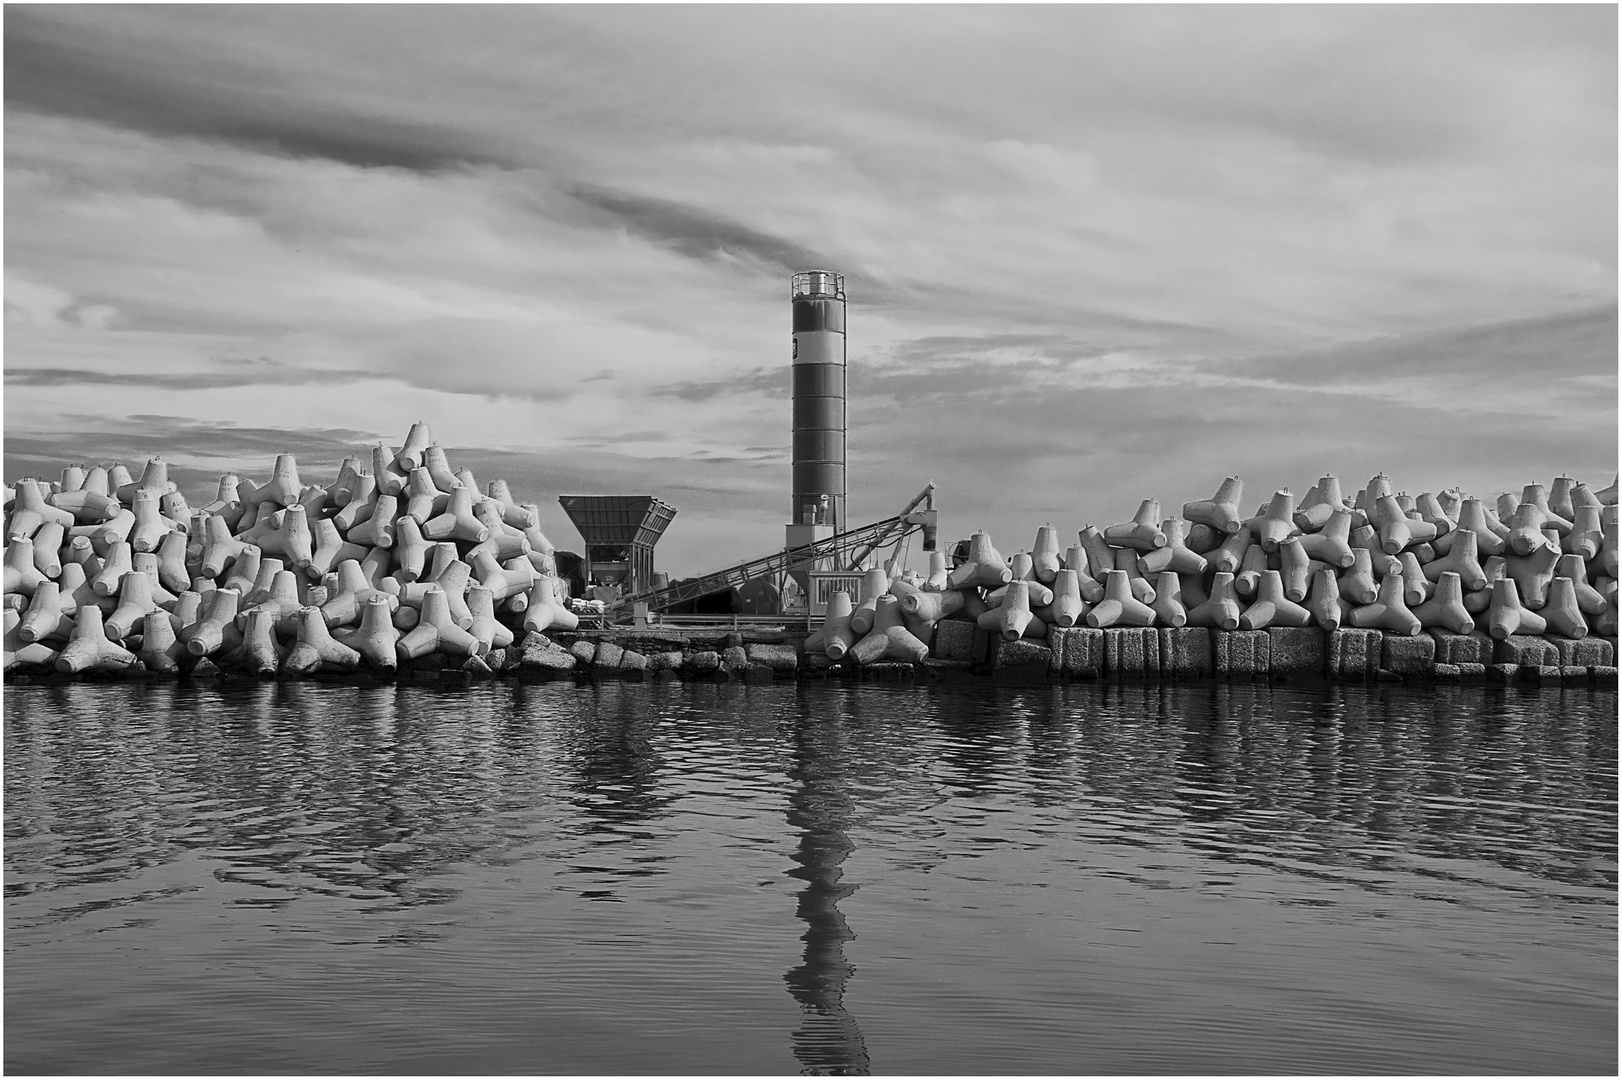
<box><xmin>3</xmin><ymin>428</ymin><xmax>1617</xmax><ymax>688</ymax></box>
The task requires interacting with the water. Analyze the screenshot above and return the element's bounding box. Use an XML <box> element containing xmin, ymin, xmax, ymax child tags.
<box><xmin>4</xmin><ymin>679</ymin><xmax>1616</xmax><ymax>1075</ymax></box>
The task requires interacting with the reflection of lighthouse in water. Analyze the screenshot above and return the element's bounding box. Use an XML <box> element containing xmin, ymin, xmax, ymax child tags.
<box><xmin>783</xmin><ymin>714</ymin><xmax>871</xmax><ymax>1075</ymax></box>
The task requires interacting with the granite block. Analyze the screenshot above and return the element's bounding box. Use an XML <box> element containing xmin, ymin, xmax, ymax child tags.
<box><xmin>1456</xmin><ymin>662</ymin><xmax>1487</xmax><ymax>681</ymax></box>
<box><xmin>1052</xmin><ymin>627</ymin><xmax>1104</xmax><ymax>679</ymax></box>
<box><xmin>1430</xmin><ymin>630</ymin><xmax>1494</xmax><ymax>667</ymax></box>
<box><xmin>1215</xmin><ymin>630</ymin><xmax>1270</xmax><ymax>679</ymax></box>
<box><xmin>1434</xmin><ymin>662</ymin><xmax>1461</xmax><ymax>683</ymax></box>
<box><xmin>1381</xmin><ymin>632</ymin><xmax>1436</xmax><ymax>677</ymax></box>
<box><xmin>1495</xmin><ymin>635</ymin><xmax>1557</xmax><ymax>667</ymax></box>
<box><xmin>592</xmin><ymin>641</ymin><xmax>625</xmax><ymax>671</ymax></box>
<box><xmin>1553</xmin><ymin>637</ymin><xmax>1613</xmax><ymax>668</ymax></box>
<box><xmin>569</xmin><ymin>640</ymin><xmax>596</xmax><ymax>665</ymax></box>
<box><xmin>1104</xmin><ymin>627</ymin><xmax>1159</xmax><ymax>678</ymax></box>
<box><xmin>1159</xmin><ymin>627</ymin><xmax>1214</xmax><ymax>678</ymax></box>
<box><xmin>1328</xmin><ymin>629</ymin><xmax>1380</xmax><ymax>679</ymax></box>
<box><xmin>745</xmin><ymin>642</ymin><xmax>798</xmax><ymax>676</ymax></box>
<box><xmin>1267</xmin><ymin>627</ymin><xmax>1325</xmax><ymax>677</ymax></box>
<box><xmin>1591</xmin><ymin>665</ymin><xmax>1618</xmax><ymax>688</ymax></box>
<box><xmin>992</xmin><ymin>638</ymin><xmax>1054</xmax><ymax>673</ymax></box>
<box><xmin>931</xmin><ymin>619</ymin><xmax>986</xmax><ymax>664</ymax></box>
<box><xmin>721</xmin><ymin>645</ymin><xmax>750</xmax><ymax>673</ymax></box>
<box><xmin>686</xmin><ymin>650</ymin><xmax>720</xmax><ymax>674</ymax></box>
<box><xmin>619</xmin><ymin>649</ymin><xmax>648</xmax><ymax>674</ymax></box>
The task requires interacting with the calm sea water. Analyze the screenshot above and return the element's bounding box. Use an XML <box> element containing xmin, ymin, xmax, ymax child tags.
<box><xmin>4</xmin><ymin>678</ymin><xmax>1616</xmax><ymax>1075</ymax></box>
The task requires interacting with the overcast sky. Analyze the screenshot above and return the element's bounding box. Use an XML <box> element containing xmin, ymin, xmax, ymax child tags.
<box><xmin>5</xmin><ymin>4</ymin><xmax>1616</xmax><ymax>576</ymax></box>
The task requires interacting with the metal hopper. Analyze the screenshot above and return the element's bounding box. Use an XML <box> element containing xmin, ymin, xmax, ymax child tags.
<box><xmin>557</xmin><ymin>494</ymin><xmax>677</xmax><ymax>595</ymax></box>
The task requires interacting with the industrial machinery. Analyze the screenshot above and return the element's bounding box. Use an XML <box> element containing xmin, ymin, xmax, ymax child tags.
<box><xmin>557</xmin><ymin>494</ymin><xmax>677</xmax><ymax>600</ymax></box>
<box><xmin>614</xmin><ymin>483</ymin><xmax>936</xmax><ymax>617</ymax></box>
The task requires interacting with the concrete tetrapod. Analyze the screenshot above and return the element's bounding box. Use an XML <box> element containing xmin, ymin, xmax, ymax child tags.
<box><xmin>1296</xmin><ymin>508</ymin><xmax>1356</xmax><ymax>569</ymax></box>
<box><xmin>1305</xmin><ymin>568</ymin><xmax>1352</xmax><ymax>632</ymax></box>
<box><xmin>392</xmin><ymin>515</ymin><xmax>432</xmax><ymax>582</ymax></box>
<box><xmin>1446</xmin><ymin>498</ymin><xmax>1507</xmax><ymax>557</ymax></box>
<box><xmin>1248</xmin><ymin>490</ymin><xmax>1299</xmax><ymax>552</ymax></box>
<box><xmin>1186</xmin><ymin>571</ymin><xmax>1243</xmax><ymax>631</ymax></box>
<box><xmin>1413</xmin><ymin>492</ymin><xmax>1456</xmax><ymax>539</ymax></box>
<box><xmin>8</xmin><ymin>479</ymin><xmax>77</xmax><ymax>540</ymax></box>
<box><xmin>1103</xmin><ymin>500</ymin><xmax>1167</xmax><ymax>552</ymax></box>
<box><xmin>947</xmin><ymin>531</ymin><xmax>1013</xmax><ymax>591</ymax></box>
<box><xmin>244</xmin><ymin>454</ymin><xmax>302</xmax><ymax>511</ymax></box>
<box><xmin>978</xmin><ymin>579</ymin><xmax>1047</xmax><ymax>640</ymax></box>
<box><xmin>396</xmin><ymin>586</ymin><xmax>485</xmax><ymax>661</ymax></box>
<box><xmin>1149</xmin><ymin>571</ymin><xmax>1186</xmax><ymax>628</ymax></box>
<box><xmin>256</xmin><ymin>504</ymin><xmax>315</xmax><ymax>570</ymax></box>
<box><xmin>18</xmin><ymin>581</ymin><xmax>71</xmax><ymax>644</ymax></box>
<box><xmin>1084</xmin><ymin>569</ymin><xmax>1155</xmax><ymax>630</ymax></box>
<box><xmin>90</xmin><ymin>542</ymin><xmax>134</xmax><ymax>597</ymax></box>
<box><xmin>1373</xmin><ymin>495</ymin><xmax>1437</xmax><ymax>555</ymax></box>
<box><xmin>307</xmin><ymin>518</ymin><xmax>368</xmax><ymax>580</ymax></box>
<box><xmin>1421</xmin><ymin>528</ymin><xmax>1486</xmax><ymax>590</ymax></box>
<box><xmin>804</xmin><ymin>591</ymin><xmax>855</xmax><ymax>660</ymax></box>
<box><xmin>1483</xmin><ymin>578</ymin><xmax>1547</xmax><ymax>641</ymax></box>
<box><xmin>1396</xmin><ymin>552</ymin><xmax>1433</xmax><ymax>606</ymax></box>
<box><xmin>850</xmin><ymin>594</ymin><xmax>931</xmax><ymax>664</ymax></box>
<box><xmin>1554</xmin><ymin>554</ymin><xmax>1608</xmax><ymax>618</ymax></box>
<box><xmin>1347</xmin><ymin>573</ymin><xmax>1422</xmax><ymax>636</ymax></box>
<box><xmin>1522</xmin><ymin>483</ymin><xmax>1573</xmax><ymax>536</ymax></box>
<box><xmin>403</xmin><ymin>467</ymin><xmax>451</xmax><ymax>526</ymax></box>
<box><xmin>1062</xmin><ymin>544</ymin><xmax>1105</xmax><ymax>603</ymax></box>
<box><xmin>420</xmin><ymin>444</ymin><xmax>460</xmax><ymax>494</ymax></box>
<box><xmin>1540</xmin><ymin>577</ymin><xmax>1588</xmax><ymax>640</ymax></box>
<box><xmin>228</xmin><ymin>608</ymin><xmax>285</xmax><ymax>677</ymax></box>
<box><xmin>1238</xmin><ymin>570</ymin><xmax>1312</xmax><ymax>630</ymax></box>
<box><xmin>332</xmin><ymin>475</ymin><xmax>378</xmax><ymax>532</ymax></box>
<box><xmin>373</xmin><ymin>442</ymin><xmax>411</xmax><ymax>499</ymax></box>
<box><xmin>54</xmin><ymin>603</ymin><xmax>139</xmax><ymax>674</ymax></box>
<box><xmin>104</xmin><ymin>569</ymin><xmax>159</xmax><ymax>641</ymax></box>
<box><xmin>467</xmin><ymin>585</ymin><xmax>515</xmax><ymax>654</ymax></box>
<box><xmin>4</xmin><ymin>608</ymin><xmax>59</xmax><ymax>671</ymax></box>
<box><xmin>1183</xmin><ymin>477</ymin><xmax>1245</xmax><ymax>535</ymax></box>
<box><xmin>848</xmin><ymin>567</ymin><xmax>893</xmax><ymax>636</ymax></box>
<box><xmin>129</xmin><ymin>490</ymin><xmax>180</xmax><ymax>554</ymax></box>
<box><xmin>333</xmin><ymin>595</ymin><xmax>400</xmax><ymax>673</ymax></box>
<box><xmin>1504</xmin><ymin>503</ymin><xmax>1550</xmax><ymax>557</ymax></box>
<box><xmin>154</xmin><ymin>530</ymin><xmax>190</xmax><ymax>594</ymax></box>
<box><xmin>1076</xmin><ymin>526</ymin><xmax>1117</xmax><ymax>583</ymax></box>
<box><xmin>486</xmin><ymin>480</ymin><xmax>539</xmax><ymax>530</ymax></box>
<box><xmin>320</xmin><ymin>560</ymin><xmax>398</xmax><ymax>627</ymax></box>
<box><xmin>1410</xmin><ymin>571</ymin><xmax>1473</xmax><ymax>634</ymax></box>
<box><xmin>238</xmin><ymin>569</ymin><xmax>304</xmax><ymax>636</ymax></box>
<box><xmin>1337</xmin><ymin>549</ymin><xmax>1378</xmax><ymax>606</ymax></box>
<box><xmin>4</xmin><ymin>538</ymin><xmax>47</xmax><ymax>598</ymax></box>
<box><xmin>1039</xmin><ymin>569</ymin><xmax>1087</xmax><ymax>628</ymax></box>
<box><xmin>1502</xmin><ymin>540</ymin><xmax>1561</xmax><ymax>610</ymax></box>
<box><xmin>1564</xmin><ymin>504</ymin><xmax>1603</xmax><ymax>560</ymax></box>
<box><xmin>1295</xmin><ymin>475</ymin><xmax>1346</xmax><ymax>532</ymax></box>
<box><xmin>1234</xmin><ymin>544</ymin><xmax>1267</xmax><ymax>599</ymax></box>
<box><xmin>521</xmin><ymin>576</ymin><xmax>578</xmax><ymax>634</ymax></box>
<box><xmin>1210</xmin><ymin>524</ymin><xmax>1253</xmax><ymax>576</ymax></box>
<box><xmin>470</xmin><ymin>551</ymin><xmax>534</xmax><ymax>604</ymax></box>
<box><xmin>1139</xmin><ymin>518</ymin><xmax>1208</xmax><ymax>576</ymax></box>
<box><xmin>115</xmin><ymin>457</ymin><xmax>170</xmax><ymax>504</ymax></box>
<box><xmin>1030</xmin><ymin>525</ymin><xmax>1062</xmax><ymax>584</ymax></box>
<box><xmin>1112</xmin><ymin>547</ymin><xmax>1157</xmax><ymax>605</ymax></box>
<box><xmin>284</xmin><ymin>607</ymin><xmax>363</xmax><ymax>676</ymax></box>
<box><xmin>31</xmin><ymin>521</ymin><xmax>65</xmax><ymax>580</ymax></box>
<box><xmin>890</xmin><ymin>579</ymin><xmax>965</xmax><ymax>627</ymax></box>
<box><xmin>426</xmin><ymin>558</ymin><xmax>475</xmax><ymax>630</ymax></box>
<box><xmin>137</xmin><ymin>610</ymin><xmax>185</xmax><ymax>674</ymax></box>
<box><xmin>347</xmin><ymin>494</ymin><xmax>400</xmax><ymax>549</ymax></box>
<box><xmin>1276</xmin><ymin>536</ymin><xmax>1312</xmax><ymax>602</ymax></box>
<box><xmin>1548</xmin><ymin>476</ymin><xmax>1578</xmax><ymax>521</ymax></box>
<box><xmin>396</xmin><ymin>421</ymin><xmax>433</xmax><ymax>474</ymax></box>
<box><xmin>922</xmin><ymin>550</ymin><xmax>950</xmax><ymax>591</ymax></box>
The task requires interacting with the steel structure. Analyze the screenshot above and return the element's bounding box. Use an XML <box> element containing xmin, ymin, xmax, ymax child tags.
<box><xmin>615</xmin><ymin>484</ymin><xmax>936</xmax><ymax>615</ymax></box>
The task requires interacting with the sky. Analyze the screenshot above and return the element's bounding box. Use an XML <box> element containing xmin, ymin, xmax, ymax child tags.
<box><xmin>4</xmin><ymin>4</ymin><xmax>1617</xmax><ymax>578</ymax></box>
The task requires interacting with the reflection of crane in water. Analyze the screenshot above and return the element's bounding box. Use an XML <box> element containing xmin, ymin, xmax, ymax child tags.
<box><xmin>784</xmin><ymin>708</ymin><xmax>871</xmax><ymax>1075</ymax></box>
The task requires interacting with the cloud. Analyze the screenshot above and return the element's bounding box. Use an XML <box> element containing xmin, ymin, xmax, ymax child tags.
<box><xmin>3</xmin><ymin>8</ymin><xmax>503</xmax><ymax>173</ymax></box>
<box><xmin>3</xmin><ymin>6</ymin><xmax>1614</xmax><ymax>577</ymax></box>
